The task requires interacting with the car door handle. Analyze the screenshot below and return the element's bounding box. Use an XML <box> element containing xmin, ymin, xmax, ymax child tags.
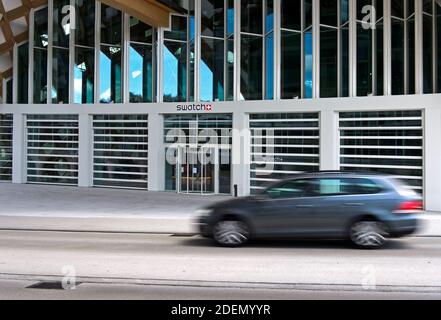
<box><xmin>344</xmin><ymin>203</ymin><xmax>365</xmax><ymax>207</ymax></box>
<box><xmin>296</xmin><ymin>204</ymin><xmax>314</xmax><ymax>208</ymax></box>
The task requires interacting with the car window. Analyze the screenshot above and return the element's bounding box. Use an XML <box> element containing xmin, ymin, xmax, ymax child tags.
<box><xmin>266</xmin><ymin>180</ymin><xmax>312</xmax><ymax>199</ymax></box>
<box><xmin>307</xmin><ymin>178</ymin><xmax>383</xmax><ymax>197</ymax></box>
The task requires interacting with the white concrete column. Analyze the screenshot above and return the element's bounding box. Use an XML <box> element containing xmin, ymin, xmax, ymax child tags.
<box><xmin>319</xmin><ymin>110</ymin><xmax>339</xmax><ymax>171</ymax></box>
<box><xmin>232</xmin><ymin>111</ymin><xmax>250</xmax><ymax>197</ymax></box>
<box><xmin>12</xmin><ymin>113</ymin><xmax>25</xmax><ymax>184</ymax></box>
<box><xmin>424</xmin><ymin>107</ymin><xmax>441</xmax><ymax>211</ymax></box>
<box><xmin>78</xmin><ymin>113</ymin><xmax>92</xmax><ymax>187</ymax></box>
<box><xmin>148</xmin><ymin>112</ymin><xmax>164</xmax><ymax>191</ymax></box>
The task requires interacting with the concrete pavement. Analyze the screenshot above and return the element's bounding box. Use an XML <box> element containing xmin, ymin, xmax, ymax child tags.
<box><xmin>1</xmin><ymin>183</ymin><xmax>441</xmax><ymax>235</ymax></box>
<box><xmin>0</xmin><ymin>230</ymin><xmax>441</xmax><ymax>299</ymax></box>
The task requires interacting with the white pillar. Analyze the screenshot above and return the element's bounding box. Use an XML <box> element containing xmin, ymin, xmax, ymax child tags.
<box><xmin>232</xmin><ymin>111</ymin><xmax>250</xmax><ymax>196</ymax></box>
<box><xmin>78</xmin><ymin>113</ymin><xmax>92</xmax><ymax>187</ymax></box>
<box><xmin>148</xmin><ymin>112</ymin><xmax>164</xmax><ymax>191</ymax></box>
<box><xmin>424</xmin><ymin>107</ymin><xmax>441</xmax><ymax>211</ymax></box>
<box><xmin>320</xmin><ymin>110</ymin><xmax>339</xmax><ymax>171</ymax></box>
<box><xmin>12</xmin><ymin>113</ymin><xmax>25</xmax><ymax>184</ymax></box>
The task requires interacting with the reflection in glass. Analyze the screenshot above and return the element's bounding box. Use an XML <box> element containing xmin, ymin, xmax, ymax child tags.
<box><xmin>226</xmin><ymin>39</ymin><xmax>234</xmax><ymax>101</ymax></box>
<box><xmin>52</xmin><ymin>48</ymin><xmax>69</xmax><ymax>103</ymax></box>
<box><xmin>341</xmin><ymin>26</ymin><xmax>349</xmax><ymax>97</ymax></box>
<box><xmin>240</xmin><ymin>34</ymin><xmax>263</xmax><ymax>100</ymax></box>
<box><xmin>376</xmin><ymin>23</ymin><xmax>384</xmax><ymax>95</ymax></box>
<box><xmin>281</xmin><ymin>0</ymin><xmax>301</xmax><ymax>30</ymax></box>
<box><xmin>320</xmin><ymin>27</ymin><xmax>338</xmax><ymax>97</ymax></box>
<box><xmin>266</xmin><ymin>32</ymin><xmax>274</xmax><ymax>100</ymax></box>
<box><xmin>34</xmin><ymin>7</ymin><xmax>48</xmax><ymax>48</ymax></box>
<box><xmin>200</xmin><ymin>38</ymin><xmax>224</xmax><ymax>102</ymax></box>
<box><xmin>357</xmin><ymin>24</ymin><xmax>372</xmax><ymax>96</ymax></box>
<box><xmin>164</xmin><ymin>15</ymin><xmax>187</xmax><ymax>41</ymax></box>
<box><xmin>321</xmin><ymin>0</ymin><xmax>338</xmax><ymax>26</ymax></box>
<box><xmin>281</xmin><ymin>31</ymin><xmax>301</xmax><ymax>99</ymax></box>
<box><xmin>241</xmin><ymin>0</ymin><xmax>263</xmax><ymax>34</ymax></box>
<box><xmin>33</xmin><ymin>49</ymin><xmax>48</xmax><ymax>104</ymax></box>
<box><xmin>129</xmin><ymin>44</ymin><xmax>153</xmax><ymax>103</ymax></box>
<box><xmin>101</xmin><ymin>4</ymin><xmax>122</xmax><ymax>45</ymax></box>
<box><xmin>423</xmin><ymin>15</ymin><xmax>433</xmax><ymax>93</ymax></box>
<box><xmin>53</xmin><ymin>0</ymin><xmax>70</xmax><ymax>48</ymax></box>
<box><xmin>304</xmin><ymin>31</ymin><xmax>313</xmax><ymax>98</ymax></box>
<box><xmin>74</xmin><ymin>47</ymin><xmax>94</xmax><ymax>104</ymax></box>
<box><xmin>391</xmin><ymin>18</ymin><xmax>404</xmax><ymax>95</ymax></box>
<box><xmin>201</xmin><ymin>0</ymin><xmax>224</xmax><ymax>38</ymax></box>
<box><xmin>130</xmin><ymin>18</ymin><xmax>153</xmax><ymax>43</ymax></box>
<box><xmin>99</xmin><ymin>46</ymin><xmax>122</xmax><ymax>103</ymax></box>
<box><xmin>163</xmin><ymin>41</ymin><xmax>187</xmax><ymax>102</ymax></box>
<box><xmin>75</xmin><ymin>0</ymin><xmax>95</xmax><ymax>46</ymax></box>
<box><xmin>17</xmin><ymin>43</ymin><xmax>29</xmax><ymax>104</ymax></box>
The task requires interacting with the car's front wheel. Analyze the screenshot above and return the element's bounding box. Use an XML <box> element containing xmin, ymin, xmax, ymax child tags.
<box><xmin>212</xmin><ymin>219</ymin><xmax>250</xmax><ymax>247</ymax></box>
<box><xmin>349</xmin><ymin>220</ymin><xmax>389</xmax><ymax>249</ymax></box>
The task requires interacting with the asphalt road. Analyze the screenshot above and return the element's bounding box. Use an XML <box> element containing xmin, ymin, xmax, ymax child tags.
<box><xmin>0</xmin><ymin>230</ymin><xmax>441</xmax><ymax>300</ymax></box>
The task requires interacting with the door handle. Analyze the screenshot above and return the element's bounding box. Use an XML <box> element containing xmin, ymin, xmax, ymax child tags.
<box><xmin>296</xmin><ymin>204</ymin><xmax>314</xmax><ymax>208</ymax></box>
<box><xmin>344</xmin><ymin>203</ymin><xmax>365</xmax><ymax>207</ymax></box>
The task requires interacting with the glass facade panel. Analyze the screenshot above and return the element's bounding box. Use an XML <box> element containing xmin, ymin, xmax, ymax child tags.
<box><xmin>281</xmin><ymin>0</ymin><xmax>301</xmax><ymax>30</ymax></box>
<box><xmin>33</xmin><ymin>48</ymin><xmax>48</xmax><ymax>104</ymax></box>
<box><xmin>321</xmin><ymin>0</ymin><xmax>338</xmax><ymax>26</ymax></box>
<box><xmin>74</xmin><ymin>47</ymin><xmax>94</xmax><ymax>104</ymax></box>
<box><xmin>240</xmin><ymin>34</ymin><xmax>263</xmax><ymax>100</ymax></box>
<box><xmin>423</xmin><ymin>14</ymin><xmax>433</xmax><ymax>93</ymax></box>
<box><xmin>17</xmin><ymin>42</ymin><xmax>29</xmax><ymax>104</ymax></box>
<box><xmin>34</xmin><ymin>7</ymin><xmax>48</xmax><ymax>48</ymax></box>
<box><xmin>101</xmin><ymin>4</ymin><xmax>122</xmax><ymax>45</ymax></box>
<box><xmin>53</xmin><ymin>0</ymin><xmax>70</xmax><ymax>48</ymax></box>
<box><xmin>281</xmin><ymin>31</ymin><xmax>301</xmax><ymax>99</ymax></box>
<box><xmin>201</xmin><ymin>0</ymin><xmax>224</xmax><ymax>38</ymax></box>
<box><xmin>200</xmin><ymin>38</ymin><xmax>224</xmax><ymax>102</ymax></box>
<box><xmin>391</xmin><ymin>18</ymin><xmax>405</xmax><ymax>95</ymax></box>
<box><xmin>320</xmin><ymin>27</ymin><xmax>338</xmax><ymax>97</ymax></box>
<box><xmin>129</xmin><ymin>44</ymin><xmax>154</xmax><ymax>103</ymax></box>
<box><xmin>99</xmin><ymin>46</ymin><xmax>122</xmax><ymax>103</ymax></box>
<box><xmin>241</xmin><ymin>0</ymin><xmax>263</xmax><ymax>34</ymax></box>
<box><xmin>75</xmin><ymin>0</ymin><xmax>95</xmax><ymax>47</ymax></box>
<box><xmin>130</xmin><ymin>18</ymin><xmax>153</xmax><ymax>43</ymax></box>
<box><xmin>163</xmin><ymin>41</ymin><xmax>187</xmax><ymax>102</ymax></box>
<box><xmin>357</xmin><ymin>24</ymin><xmax>372</xmax><ymax>96</ymax></box>
<box><xmin>52</xmin><ymin>48</ymin><xmax>69</xmax><ymax>103</ymax></box>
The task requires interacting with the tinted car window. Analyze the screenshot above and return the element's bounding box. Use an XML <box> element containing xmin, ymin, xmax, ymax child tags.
<box><xmin>266</xmin><ymin>180</ymin><xmax>312</xmax><ymax>199</ymax></box>
<box><xmin>308</xmin><ymin>178</ymin><xmax>382</xmax><ymax>196</ymax></box>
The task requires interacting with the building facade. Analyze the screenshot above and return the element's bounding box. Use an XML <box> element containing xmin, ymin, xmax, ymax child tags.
<box><xmin>1</xmin><ymin>0</ymin><xmax>441</xmax><ymax>210</ymax></box>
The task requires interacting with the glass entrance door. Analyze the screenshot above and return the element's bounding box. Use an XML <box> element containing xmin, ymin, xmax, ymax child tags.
<box><xmin>178</xmin><ymin>146</ymin><xmax>215</xmax><ymax>194</ymax></box>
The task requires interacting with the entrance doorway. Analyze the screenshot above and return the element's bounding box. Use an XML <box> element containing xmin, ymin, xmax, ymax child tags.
<box><xmin>165</xmin><ymin>145</ymin><xmax>231</xmax><ymax>195</ymax></box>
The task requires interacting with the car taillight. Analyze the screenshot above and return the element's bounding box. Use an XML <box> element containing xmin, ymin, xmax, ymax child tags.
<box><xmin>395</xmin><ymin>200</ymin><xmax>423</xmax><ymax>213</ymax></box>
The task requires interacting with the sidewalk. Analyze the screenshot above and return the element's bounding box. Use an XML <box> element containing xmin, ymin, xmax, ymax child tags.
<box><xmin>0</xmin><ymin>183</ymin><xmax>440</xmax><ymax>236</ymax></box>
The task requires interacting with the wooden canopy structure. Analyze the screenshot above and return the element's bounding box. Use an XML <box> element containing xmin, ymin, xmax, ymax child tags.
<box><xmin>0</xmin><ymin>0</ymin><xmax>174</xmax><ymax>99</ymax></box>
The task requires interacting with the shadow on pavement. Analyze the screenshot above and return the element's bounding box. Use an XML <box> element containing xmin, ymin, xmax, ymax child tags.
<box><xmin>180</xmin><ymin>236</ymin><xmax>412</xmax><ymax>250</ymax></box>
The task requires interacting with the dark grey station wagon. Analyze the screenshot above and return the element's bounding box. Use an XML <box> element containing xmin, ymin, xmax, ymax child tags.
<box><xmin>196</xmin><ymin>171</ymin><xmax>422</xmax><ymax>248</ymax></box>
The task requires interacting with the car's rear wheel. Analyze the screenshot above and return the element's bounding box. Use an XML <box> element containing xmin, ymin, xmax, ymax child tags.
<box><xmin>212</xmin><ymin>220</ymin><xmax>250</xmax><ymax>247</ymax></box>
<box><xmin>349</xmin><ymin>220</ymin><xmax>389</xmax><ymax>249</ymax></box>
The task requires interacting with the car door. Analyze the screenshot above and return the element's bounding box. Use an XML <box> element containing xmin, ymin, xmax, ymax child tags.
<box><xmin>252</xmin><ymin>179</ymin><xmax>317</xmax><ymax>237</ymax></box>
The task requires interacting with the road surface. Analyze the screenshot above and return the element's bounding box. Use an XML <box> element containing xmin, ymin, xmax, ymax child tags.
<box><xmin>0</xmin><ymin>230</ymin><xmax>440</xmax><ymax>299</ymax></box>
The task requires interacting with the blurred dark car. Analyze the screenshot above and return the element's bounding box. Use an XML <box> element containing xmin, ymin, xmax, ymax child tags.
<box><xmin>196</xmin><ymin>172</ymin><xmax>422</xmax><ymax>249</ymax></box>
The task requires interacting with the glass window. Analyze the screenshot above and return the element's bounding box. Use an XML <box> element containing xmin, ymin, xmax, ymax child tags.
<box><xmin>321</xmin><ymin>0</ymin><xmax>338</xmax><ymax>26</ymax></box>
<box><xmin>165</xmin><ymin>15</ymin><xmax>187</xmax><ymax>41</ymax></box>
<box><xmin>375</xmin><ymin>22</ymin><xmax>384</xmax><ymax>95</ymax></box>
<box><xmin>201</xmin><ymin>0</ymin><xmax>224</xmax><ymax>38</ymax></box>
<box><xmin>163</xmin><ymin>41</ymin><xmax>187</xmax><ymax>102</ymax></box>
<box><xmin>357</xmin><ymin>24</ymin><xmax>373</xmax><ymax>96</ymax></box>
<box><xmin>266</xmin><ymin>32</ymin><xmax>274</xmax><ymax>100</ymax></box>
<box><xmin>101</xmin><ymin>4</ymin><xmax>122</xmax><ymax>45</ymax></box>
<box><xmin>99</xmin><ymin>46</ymin><xmax>122</xmax><ymax>103</ymax></box>
<box><xmin>391</xmin><ymin>0</ymin><xmax>405</xmax><ymax>18</ymax></box>
<box><xmin>33</xmin><ymin>48</ymin><xmax>48</xmax><ymax>104</ymax></box>
<box><xmin>266</xmin><ymin>180</ymin><xmax>313</xmax><ymax>199</ymax></box>
<box><xmin>320</xmin><ymin>27</ymin><xmax>338</xmax><ymax>97</ymax></box>
<box><xmin>53</xmin><ymin>0</ymin><xmax>70</xmax><ymax>48</ymax></box>
<box><xmin>17</xmin><ymin>42</ymin><xmax>29</xmax><ymax>104</ymax></box>
<box><xmin>423</xmin><ymin>14</ymin><xmax>434</xmax><ymax>94</ymax></box>
<box><xmin>240</xmin><ymin>34</ymin><xmax>263</xmax><ymax>100</ymax></box>
<box><xmin>75</xmin><ymin>0</ymin><xmax>95</xmax><ymax>47</ymax></box>
<box><xmin>130</xmin><ymin>18</ymin><xmax>153</xmax><ymax>43</ymax></box>
<box><xmin>6</xmin><ymin>79</ymin><xmax>13</xmax><ymax>104</ymax></box>
<box><xmin>74</xmin><ymin>47</ymin><xmax>94</xmax><ymax>104</ymax></box>
<box><xmin>52</xmin><ymin>48</ymin><xmax>69</xmax><ymax>103</ymax></box>
<box><xmin>391</xmin><ymin>18</ymin><xmax>405</xmax><ymax>95</ymax></box>
<box><xmin>226</xmin><ymin>39</ymin><xmax>234</xmax><ymax>101</ymax></box>
<box><xmin>281</xmin><ymin>0</ymin><xmax>301</xmax><ymax>30</ymax></box>
<box><xmin>129</xmin><ymin>44</ymin><xmax>154</xmax><ymax>103</ymax></box>
<box><xmin>200</xmin><ymin>38</ymin><xmax>224</xmax><ymax>102</ymax></box>
<box><xmin>341</xmin><ymin>25</ymin><xmax>349</xmax><ymax>97</ymax></box>
<box><xmin>281</xmin><ymin>31</ymin><xmax>301</xmax><ymax>99</ymax></box>
<box><xmin>309</xmin><ymin>178</ymin><xmax>382</xmax><ymax>196</ymax></box>
<box><xmin>341</xmin><ymin>0</ymin><xmax>349</xmax><ymax>24</ymax></box>
<box><xmin>34</xmin><ymin>7</ymin><xmax>48</xmax><ymax>48</ymax></box>
<box><xmin>241</xmin><ymin>0</ymin><xmax>263</xmax><ymax>34</ymax></box>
